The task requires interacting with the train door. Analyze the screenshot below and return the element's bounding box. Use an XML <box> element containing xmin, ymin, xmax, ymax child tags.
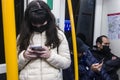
<box><xmin>76</xmin><ymin>0</ymin><xmax>96</xmax><ymax>47</ymax></box>
<box><xmin>65</xmin><ymin>0</ymin><xmax>96</xmax><ymax>47</ymax></box>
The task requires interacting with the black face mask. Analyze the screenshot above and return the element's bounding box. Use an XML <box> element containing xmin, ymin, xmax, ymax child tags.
<box><xmin>101</xmin><ymin>45</ymin><xmax>111</xmax><ymax>53</ymax></box>
<box><xmin>32</xmin><ymin>24</ymin><xmax>48</xmax><ymax>33</ymax></box>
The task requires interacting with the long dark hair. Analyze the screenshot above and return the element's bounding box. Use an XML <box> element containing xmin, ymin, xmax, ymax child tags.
<box><xmin>17</xmin><ymin>0</ymin><xmax>60</xmax><ymax>53</ymax></box>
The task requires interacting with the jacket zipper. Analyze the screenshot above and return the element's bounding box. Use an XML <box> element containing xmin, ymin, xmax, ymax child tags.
<box><xmin>40</xmin><ymin>33</ymin><xmax>42</xmax><ymax>80</ymax></box>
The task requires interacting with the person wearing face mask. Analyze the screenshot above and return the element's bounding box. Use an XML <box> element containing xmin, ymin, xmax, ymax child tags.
<box><xmin>17</xmin><ymin>0</ymin><xmax>71</xmax><ymax>80</ymax></box>
<box><xmin>91</xmin><ymin>35</ymin><xmax>120</xmax><ymax>80</ymax></box>
<box><xmin>63</xmin><ymin>37</ymin><xmax>111</xmax><ymax>80</ymax></box>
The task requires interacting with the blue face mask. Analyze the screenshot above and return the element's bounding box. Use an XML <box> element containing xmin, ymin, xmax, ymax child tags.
<box><xmin>101</xmin><ymin>45</ymin><xmax>111</xmax><ymax>53</ymax></box>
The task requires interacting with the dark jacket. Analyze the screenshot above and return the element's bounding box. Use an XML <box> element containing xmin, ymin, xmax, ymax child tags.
<box><xmin>63</xmin><ymin>37</ymin><xmax>111</xmax><ymax>80</ymax></box>
<box><xmin>91</xmin><ymin>46</ymin><xmax>120</xmax><ymax>80</ymax></box>
<box><xmin>79</xmin><ymin>50</ymin><xmax>111</xmax><ymax>80</ymax></box>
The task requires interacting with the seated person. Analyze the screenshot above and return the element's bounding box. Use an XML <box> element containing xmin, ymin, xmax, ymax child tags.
<box><xmin>91</xmin><ymin>35</ymin><xmax>120</xmax><ymax>80</ymax></box>
<box><xmin>63</xmin><ymin>37</ymin><xmax>111</xmax><ymax>80</ymax></box>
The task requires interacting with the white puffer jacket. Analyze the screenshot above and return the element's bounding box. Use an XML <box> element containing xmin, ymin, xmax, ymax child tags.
<box><xmin>18</xmin><ymin>30</ymin><xmax>71</xmax><ymax>80</ymax></box>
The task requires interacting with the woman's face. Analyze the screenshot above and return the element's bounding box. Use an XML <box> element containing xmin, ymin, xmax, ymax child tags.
<box><xmin>32</xmin><ymin>21</ymin><xmax>47</xmax><ymax>28</ymax></box>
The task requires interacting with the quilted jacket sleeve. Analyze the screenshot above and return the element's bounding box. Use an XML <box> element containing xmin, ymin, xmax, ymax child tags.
<box><xmin>18</xmin><ymin>50</ymin><xmax>30</xmax><ymax>70</ymax></box>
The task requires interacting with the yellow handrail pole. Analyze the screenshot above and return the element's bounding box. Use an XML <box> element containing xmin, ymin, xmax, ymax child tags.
<box><xmin>2</xmin><ymin>0</ymin><xmax>18</xmax><ymax>80</ymax></box>
<box><xmin>67</xmin><ymin>0</ymin><xmax>79</xmax><ymax>80</ymax></box>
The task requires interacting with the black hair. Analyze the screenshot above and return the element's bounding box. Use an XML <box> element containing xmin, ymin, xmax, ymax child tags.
<box><xmin>96</xmin><ymin>35</ymin><xmax>108</xmax><ymax>44</ymax></box>
<box><xmin>77</xmin><ymin>33</ymin><xmax>86</xmax><ymax>43</ymax></box>
<box><xmin>68</xmin><ymin>37</ymin><xmax>89</xmax><ymax>53</ymax></box>
<box><xmin>17</xmin><ymin>0</ymin><xmax>60</xmax><ymax>53</ymax></box>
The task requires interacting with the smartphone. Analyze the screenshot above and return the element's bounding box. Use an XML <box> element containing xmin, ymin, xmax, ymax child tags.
<box><xmin>99</xmin><ymin>58</ymin><xmax>104</xmax><ymax>64</ymax></box>
<box><xmin>30</xmin><ymin>46</ymin><xmax>45</xmax><ymax>51</ymax></box>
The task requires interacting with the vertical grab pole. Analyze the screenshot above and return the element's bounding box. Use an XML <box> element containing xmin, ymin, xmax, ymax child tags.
<box><xmin>1</xmin><ymin>0</ymin><xmax>18</xmax><ymax>80</ymax></box>
<box><xmin>67</xmin><ymin>0</ymin><xmax>79</xmax><ymax>80</ymax></box>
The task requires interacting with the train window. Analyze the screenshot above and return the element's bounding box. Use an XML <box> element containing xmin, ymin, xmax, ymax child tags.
<box><xmin>15</xmin><ymin>0</ymin><xmax>24</xmax><ymax>36</ymax></box>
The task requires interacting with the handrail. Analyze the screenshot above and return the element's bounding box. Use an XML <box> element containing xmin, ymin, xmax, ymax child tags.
<box><xmin>67</xmin><ymin>0</ymin><xmax>79</xmax><ymax>80</ymax></box>
<box><xmin>1</xmin><ymin>0</ymin><xmax>18</xmax><ymax>80</ymax></box>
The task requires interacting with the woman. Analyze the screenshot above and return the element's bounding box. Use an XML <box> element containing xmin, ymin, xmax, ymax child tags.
<box><xmin>17</xmin><ymin>0</ymin><xmax>71</xmax><ymax>80</ymax></box>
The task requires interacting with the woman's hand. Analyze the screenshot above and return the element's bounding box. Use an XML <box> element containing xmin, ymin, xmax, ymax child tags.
<box><xmin>23</xmin><ymin>47</ymin><xmax>38</xmax><ymax>60</ymax></box>
<box><xmin>30</xmin><ymin>46</ymin><xmax>51</xmax><ymax>59</ymax></box>
<box><xmin>24</xmin><ymin>46</ymin><xmax>51</xmax><ymax>60</ymax></box>
<box><xmin>36</xmin><ymin>46</ymin><xmax>51</xmax><ymax>59</ymax></box>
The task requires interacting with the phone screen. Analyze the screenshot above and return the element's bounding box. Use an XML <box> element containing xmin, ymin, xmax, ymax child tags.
<box><xmin>30</xmin><ymin>46</ymin><xmax>44</xmax><ymax>51</ymax></box>
<box><xmin>99</xmin><ymin>58</ymin><xmax>104</xmax><ymax>64</ymax></box>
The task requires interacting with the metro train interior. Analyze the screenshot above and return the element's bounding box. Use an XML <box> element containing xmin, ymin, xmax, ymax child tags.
<box><xmin>0</xmin><ymin>0</ymin><xmax>120</xmax><ymax>80</ymax></box>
